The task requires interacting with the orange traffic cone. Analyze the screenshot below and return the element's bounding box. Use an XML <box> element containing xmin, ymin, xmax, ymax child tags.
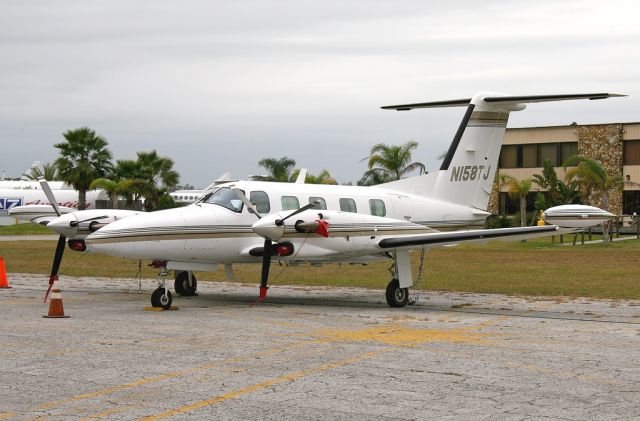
<box><xmin>43</xmin><ymin>279</ymin><xmax>70</xmax><ymax>318</ymax></box>
<box><xmin>0</xmin><ymin>257</ymin><xmax>10</xmax><ymax>289</ymax></box>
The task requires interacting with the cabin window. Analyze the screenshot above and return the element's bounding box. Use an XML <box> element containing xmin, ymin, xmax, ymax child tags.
<box><xmin>309</xmin><ymin>196</ymin><xmax>327</xmax><ymax>210</ymax></box>
<box><xmin>250</xmin><ymin>191</ymin><xmax>270</xmax><ymax>214</ymax></box>
<box><xmin>369</xmin><ymin>199</ymin><xmax>386</xmax><ymax>217</ymax></box>
<box><xmin>281</xmin><ymin>196</ymin><xmax>300</xmax><ymax>211</ymax></box>
<box><xmin>203</xmin><ymin>187</ymin><xmax>243</xmax><ymax>213</ymax></box>
<box><xmin>339</xmin><ymin>198</ymin><xmax>357</xmax><ymax>213</ymax></box>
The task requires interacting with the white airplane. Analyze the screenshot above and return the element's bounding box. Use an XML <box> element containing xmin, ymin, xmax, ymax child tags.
<box><xmin>1</xmin><ymin>185</ymin><xmax>106</xmax><ymax>219</ymax></box>
<box><xmin>169</xmin><ymin>172</ymin><xmax>236</xmax><ymax>205</ymax></box>
<box><xmin>76</xmin><ymin>92</ymin><xmax>621</xmax><ymax>309</ymax></box>
<box><xmin>9</xmin><ymin>179</ymin><xmax>143</xmax><ymax>300</ymax></box>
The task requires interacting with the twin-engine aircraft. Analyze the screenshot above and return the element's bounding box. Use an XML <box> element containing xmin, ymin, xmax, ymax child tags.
<box><xmin>54</xmin><ymin>92</ymin><xmax>621</xmax><ymax>308</ymax></box>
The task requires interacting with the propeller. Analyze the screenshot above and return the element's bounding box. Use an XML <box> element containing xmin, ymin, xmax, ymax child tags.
<box><xmin>38</xmin><ymin>178</ymin><xmax>66</xmax><ymax>302</ymax></box>
<box><xmin>232</xmin><ymin>189</ymin><xmax>319</xmax><ymax>304</ymax></box>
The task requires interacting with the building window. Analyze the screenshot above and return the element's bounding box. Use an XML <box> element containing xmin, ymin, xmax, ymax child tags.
<box><xmin>539</xmin><ymin>144</ymin><xmax>558</xmax><ymax>166</ymax></box>
<box><xmin>339</xmin><ymin>198</ymin><xmax>357</xmax><ymax>213</ymax></box>
<box><xmin>499</xmin><ymin>145</ymin><xmax>518</xmax><ymax>168</ymax></box>
<box><xmin>250</xmin><ymin>191</ymin><xmax>270</xmax><ymax>213</ymax></box>
<box><xmin>560</xmin><ymin>142</ymin><xmax>578</xmax><ymax>164</ymax></box>
<box><xmin>499</xmin><ymin>192</ymin><xmax>537</xmax><ymax>216</ymax></box>
<box><xmin>281</xmin><ymin>196</ymin><xmax>299</xmax><ymax>211</ymax></box>
<box><xmin>624</xmin><ymin>140</ymin><xmax>640</xmax><ymax>165</ymax></box>
<box><xmin>624</xmin><ymin>191</ymin><xmax>640</xmax><ymax>214</ymax></box>
<box><xmin>309</xmin><ymin>197</ymin><xmax>327</xmax><ymax>210</ymax></box>
<box><xmin>499</xmin><ymin>142</ymin><xmax>578</xmax><ymax>168</ymax></box>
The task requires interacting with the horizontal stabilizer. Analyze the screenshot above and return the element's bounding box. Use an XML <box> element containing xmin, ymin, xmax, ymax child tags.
<box><xmin>381</xmin><ymin>98</ymin><xmax>471</xmax><ymax>110</ymax></box>
<box><xmin>483</xmin><ymin>93</ymin><xmax>626</xmax><ymax>103</ymax></box>
<box><xmin>381</xmin><ymin>93</ymin><xmax>625</xmax><ymax>111</ymax></box>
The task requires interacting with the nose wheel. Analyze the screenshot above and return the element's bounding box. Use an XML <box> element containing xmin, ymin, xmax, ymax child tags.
<box><xmin>151</xmin><ymin>288</ymin><xmax>172</xmax><ymax>309</ymax></box>
<box><xmin>151</xmin><ymin>267</ymin><xmax>173</xmax><ymax>309</ymax></box>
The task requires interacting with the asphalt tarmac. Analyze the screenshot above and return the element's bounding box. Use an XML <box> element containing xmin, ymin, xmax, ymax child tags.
<box><xmin>1</xmin><ymin>273</ymin><xmax>639</xmax><ymax>420</ymax></box>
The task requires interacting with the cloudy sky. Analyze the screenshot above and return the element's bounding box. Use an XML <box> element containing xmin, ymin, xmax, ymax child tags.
<box><xmin>1</xmin><ymin>0</ymin><xmax>639</xmax><ymax>186</ymax></box>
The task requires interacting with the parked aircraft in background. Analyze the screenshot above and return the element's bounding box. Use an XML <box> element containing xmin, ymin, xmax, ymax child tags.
<box><xmin>9</xmin><ymin>179</ymin><xmax>143</xmax><ymax>300</ymax></box>
<box><xmin>1</xmin><ymin>186</ymin><xmax>106</xmax><ymax>218</ymax></box>
<box><xmin>60</xmin><ymin>92</ymin><xmax>623</xmax><ymax>309</ymax></box>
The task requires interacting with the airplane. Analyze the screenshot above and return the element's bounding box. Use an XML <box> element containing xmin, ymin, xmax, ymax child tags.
<box><xmin>73</xmin><ymin>92</ymin><xmax>621</xmax><ymax>309</ymax></box>
<box><xmin>8</xmin><ymin>179</ymin><xmax>143</xmax><ymax>300</ymax></box>
<box><xmin>169</xmin><ymin>172</ymin><xmax>236</xmax><ymax>205</ymax></box>
<box><xmin>1</xmin><ymin>184</ymin><xmax>106</xmax><ymax>219</ymax></box>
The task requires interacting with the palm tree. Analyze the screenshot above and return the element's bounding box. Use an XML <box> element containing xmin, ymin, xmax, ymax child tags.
<box><xmin>24</xmin><ymin>162</ymin><xmax>59</xmax><ymax>181</ymax></box>
<box><xmin>563</xmin><ymin>156</ymin><xmax>623</xmax><ymax>211</ymax></box>
<box><xmin>135</xmin><ymin>151</ymin><xmax>180</xmax><ymax>211</ymax></box>
<box><xmin>500</xmin><ymin>174</ymin><xmax>533</xmax><ymax>227</ymax></box>
<box><xmin>532</xmin><ymin>159</ymin><xmax>580</xmax><ymax>210</ymax></box>
<box><xmin>290</xmin><ymin>169</ymin><xmax>338</xmax><ymax>184</ymax></box>
<box><xmin>362</xmin><ymin>141</ymin><xmax>426</xmax><ymax>183</ymax></box>
<box><xmin>255</xmin><ymin>157</ymin><xmax>296</xmax><ymax>182</ymax></box>
<box><xmin>357</xmin><ymin>169</ymin><xmax>395</xmax><ymax>186</ymax></box>
<box><xmin>54</xmin><ymin>127</ymin><xmax>113</xmax><ymax>210</ymax></box>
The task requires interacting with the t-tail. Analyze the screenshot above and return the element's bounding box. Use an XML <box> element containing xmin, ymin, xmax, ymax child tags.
<box><xmin>379</xmin><ymin>92</ymin><xmax>625</xmax><ymax>211</ymax></box>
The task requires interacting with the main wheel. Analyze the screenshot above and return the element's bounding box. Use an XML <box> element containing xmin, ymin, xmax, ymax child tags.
<box><xmin>385</xmin><ymin>278</ymin><xmax>409</xmax><ymax>308</ymax></box>
<box><xmin>151</xmin><ymin>288</ymin><xmax>172</xmax><ymax>310</ymax></box>
<box><xmin>174</xmin><ymin>271</ymin><xmax>198</xmax><ymax>296</ymax></box>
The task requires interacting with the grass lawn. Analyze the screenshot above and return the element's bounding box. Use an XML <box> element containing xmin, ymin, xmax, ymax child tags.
<box><xmin>1</xmin><ymin>237</ymin><xmax>639</xmax><ymax>299</ymax></box>
<box><xmin>0</xmin><ymin>223</ymin><xmax>52</xmax><ymax>235</ymax></box>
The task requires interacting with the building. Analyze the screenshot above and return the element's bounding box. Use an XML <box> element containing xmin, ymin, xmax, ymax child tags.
<box><xmin>489</xmin><ymin>122</ymin><xmax>640</xmax><ymax>216</ymax></box>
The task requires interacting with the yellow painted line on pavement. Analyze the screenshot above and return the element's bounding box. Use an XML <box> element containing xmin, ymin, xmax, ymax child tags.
<box><xmin>36</xmin><ymin>337</ymin><xmax>326</xmax><ymax>411</ymax></box>
<box><xmin>137</xmin><ymin>349</ymin><xmax>387</xmax><ymax>421</ymax></box>
<box><xmin>0</xmin><ymin>412</ymin><xmax>17</xmax><ymax>420</ymax></box>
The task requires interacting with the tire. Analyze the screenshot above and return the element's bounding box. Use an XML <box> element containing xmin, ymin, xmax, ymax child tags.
<box><xmin>151</xmin><ymin>288</ymin><xmax>172</xmax><ymax>310</ymax></box>
<box><xmin>174</xmin><ymin>271</ymin><xmax>197</xmax><ymax>296</ymax></box>
<box><xmin>385</xmin><ymin>278</ymin><xmax>409</xmax><ymax>308</ymax></box>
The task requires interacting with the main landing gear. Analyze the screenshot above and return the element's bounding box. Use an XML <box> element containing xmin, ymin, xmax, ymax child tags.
<box><xmin>174</xmin><ymin>270</ymin><xmax>198</xmax><ymax>296</ymax></box>
<box><xmin>385</xmin><ymin>278</ymin><xmax>409</xmax><ymax>308</ymax></box>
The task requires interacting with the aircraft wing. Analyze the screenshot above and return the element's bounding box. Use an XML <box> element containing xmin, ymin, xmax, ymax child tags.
<box><xmin>377</xmin><ymin>225</ymin><xmax>565</xmax><ymax>251</ymax></box>
<box><xmin>8</xmin><ymin>204</ymin><xmax>76</xmax><ymax>225</ymax></box>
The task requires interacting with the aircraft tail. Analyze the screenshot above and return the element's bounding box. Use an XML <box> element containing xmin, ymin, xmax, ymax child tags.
<box><xmin>379</xmin><ymin>92</ymin><xmax>624</xmax><ymax>210</ymax></box>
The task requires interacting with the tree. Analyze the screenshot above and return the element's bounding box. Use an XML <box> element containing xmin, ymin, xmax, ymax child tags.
<box><xmin>54</xmin><ymin>127</ymin><xmax>113</xmax><ymax>210</ymax></box>
<box><xmin>357</xmin><ymin>169</ymin><xmax>395</xmax><ymax>186</ymax></box>
<box><xmin>23</xmin><ymin>162</ymin><xmax>59</xmax><ymax>181</ymax></box>
<box><xmin>361</xmin><ymin>141</ymin><xmax>426</xmax><ymax>184</ymax></box>
<box><xmin>290</xmin><ymin>169</ymin><xmax>338</xmax><ymax>184</ymax></box>
<box><xmin>254</xmin><ymin>157</ymin><xmax>296</xmax><ymax>182</ymax></box>
<box><xmin>135</xmin><ymin>151</ymin><xmax>180</xmax><ymax>212</ymax></box>
<box><xmin>532</xmin><ymin>159</ymin><xmax>580</xmax><ymax>210</ymax></box>
<box><xmin>563</xmin><ymin>156</ymin><xmax>623</xmax><ymax>212</ymax></box>
<box><xmin>500</xmin><ymin>174</ymin><xmax>533</xmax><ymax>227</ymax></box>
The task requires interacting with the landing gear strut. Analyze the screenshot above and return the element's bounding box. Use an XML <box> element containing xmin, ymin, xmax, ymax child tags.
<box><xmin>151</xmin><ymin>267</ymin><xmax>172</xmax><ymax>309</ymax></box>
<box><xmin>174</xmin><ymin>271</ymin><xmax>198</xmax><ymax>296</ymax></box>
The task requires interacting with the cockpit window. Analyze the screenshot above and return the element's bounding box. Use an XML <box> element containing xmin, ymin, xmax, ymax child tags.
<box><xmin>203</xmin><ymin>187</ymin><xmax>243</xmax><ymax>213</ymax></box>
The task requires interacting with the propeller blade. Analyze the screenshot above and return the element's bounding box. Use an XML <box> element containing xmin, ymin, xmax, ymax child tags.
<box><xmin>275</xmin><ymin>201</ymin><xmax>320</xmax><ymax>226</ymax></box>
<box><xmin>257</xmin><ymin>238</ymin><xmax>272</xmax><ymax>304</ymax></box>
<box><xmin>38</xmin><ymin>177</ymin><xmax>62</xmax><ymax>217</ymax></box>
<box><xmin>232</xmin><ymin>188</ymin><xmax>262</xmax><ymax>219</ymax></box>
<box><xmin>45</xmin><ymin>234</ymin><xmax>66</xmax><ymax>302</ymax></box>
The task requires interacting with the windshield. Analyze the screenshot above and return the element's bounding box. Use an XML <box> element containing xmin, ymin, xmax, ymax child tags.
<box><xmin>202</xmin><ymin>187</ymin><xmax>243</xmax><ymax>213</ymax></box>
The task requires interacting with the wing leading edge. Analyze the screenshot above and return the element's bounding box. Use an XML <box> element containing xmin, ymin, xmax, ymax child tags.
<box><xmin>377</xmin><ymin>225</ymin><xmax>561</xmax><ymax>250</ymax></box>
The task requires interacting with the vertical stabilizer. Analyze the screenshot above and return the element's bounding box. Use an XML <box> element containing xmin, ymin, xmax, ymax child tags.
<box><xmin>380</xmin><ymin>92</ymin><xmax>623</xmax><ymax>210</ymax></box>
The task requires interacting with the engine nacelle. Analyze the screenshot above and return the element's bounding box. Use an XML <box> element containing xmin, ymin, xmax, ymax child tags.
<box><xmin>542</xmin><ymin>205</ymin><xmax>614</xmax><ymax>228</ymax></box>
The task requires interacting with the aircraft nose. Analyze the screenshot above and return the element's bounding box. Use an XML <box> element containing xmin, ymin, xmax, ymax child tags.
<box><xmin>47</xmin><ymin>214</ymin><xmax>78</xmax><ymax>238</ymax></box>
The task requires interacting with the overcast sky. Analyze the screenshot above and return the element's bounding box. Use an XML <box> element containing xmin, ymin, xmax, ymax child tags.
<box><xmin>1</xmin><ymin>0</ymin><xmax>639</xmax><ymax>187</ymax></box>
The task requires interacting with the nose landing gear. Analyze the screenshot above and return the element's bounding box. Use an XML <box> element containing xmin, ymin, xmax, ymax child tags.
<box><xmin>151</xmin><ymin>268</ymin><xmax>172</xmax><ymax>310</ymax></box>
